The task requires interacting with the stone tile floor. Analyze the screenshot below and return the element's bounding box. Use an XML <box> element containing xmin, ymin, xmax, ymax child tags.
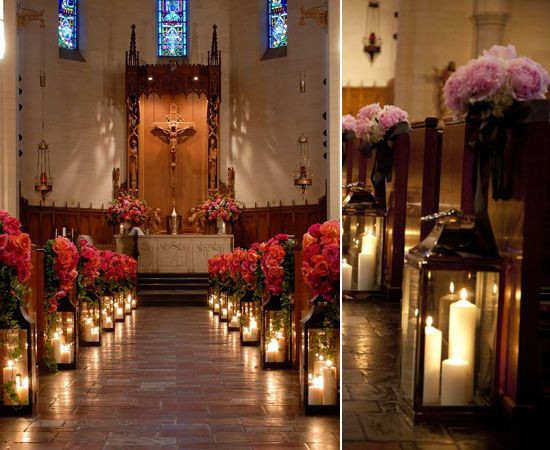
<box><xmin>342</xmin><ymin>300</ymin><xmax>549</xmax><ymax>449</ymax></box>
<box><xmin>0</xmin><ymin>306</ymin><xmax>339</xmax><ymax>449</ymax></box>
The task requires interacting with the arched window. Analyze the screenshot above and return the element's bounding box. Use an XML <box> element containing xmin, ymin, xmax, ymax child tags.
<box><xmin>158</xmin><ymin>0</ymin><xmax>188</xmax><ymax>57</ymax></box>
<box><xmin>268</xmin><ymin>0</ymin><xmax>287</xmax><ymax>49</ymax></box>
<box><xmin>58</xmin><ymin>0</ymin><xmax>78</xmax><ymax>50</ymax></box>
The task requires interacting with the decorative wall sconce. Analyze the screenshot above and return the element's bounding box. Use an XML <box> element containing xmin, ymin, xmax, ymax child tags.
<box><xmin>294</xmin><ymin>134</ymin><xmax>313</xmax><ymax>199</ymax></box>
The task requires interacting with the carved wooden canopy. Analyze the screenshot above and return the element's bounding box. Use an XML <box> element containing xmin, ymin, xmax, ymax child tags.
<box><xmin>125</xmin><ymin>24</ymin><xmax>222</xmax><ymax>196</ymax></box>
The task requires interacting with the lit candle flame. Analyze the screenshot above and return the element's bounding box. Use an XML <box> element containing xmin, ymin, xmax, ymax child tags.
<box><xmin>450</xmin><ymin>282</ymin><xmax>455</xmax><ymax>294</ymax></box>
<box><xmin>426</xmin><ymin>316</ymin><xmax>433</xmax><ymax>327</ymax></box>
<box><xmin>460</xmin><ymin>288</ymin><xmax>468</xmax><ymax>301</ymax></box>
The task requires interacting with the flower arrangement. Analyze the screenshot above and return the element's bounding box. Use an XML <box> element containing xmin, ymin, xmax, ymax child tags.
<box><xmin>107</xmin><ymin>194</ymin><xmax>148</xmax><ymax>226</ymax></box>
<box><xmin>76</xmin><ymin>240</ymin><xmax>101</xmax><ymax>303</ymax></box>
<box><xmin>444</xmin><ymin>45</ymin><xmax>549</xmax><ymax>118</ymax></box>
<box><xmin>97</xmin><ymin>251</ymin><xmax>137</xmax><ymax>294</ymax></box>
<box><xmin>44</xmin><ymin>237</ymin><xmax>79</xmax><ymax>312</ymax></box>
<box><xmin>208</xmin><ymin>255</ymin><xmax>224</xmax><ymax>289</ymax></box>
<box><xmin>354</xmin><ymin>103</ymin><xmax>409</xmax><ymax>145</ymax></box>
<box><xmin>0</xmin><ymin>210</ymin><xmax>32</xmax><ymax>327</ymax></box>
<box><xmin>228</xmin><ymin>247</ymin><xmax>261</xmax><ymax>293</ymax></box>
<box><xmin>302</xmin><ymin>220</ymin><xmax>340</xmax><ymax>302</ymax></box>
<box><xmin>260</xmin><ymin>234</ymin><xmax>295</xmax><ymax>307</ymax></box>
<box><xmin>200</xmin><ymin>194</ymin><xmax>243</xmax><ymax>223</ymax></box>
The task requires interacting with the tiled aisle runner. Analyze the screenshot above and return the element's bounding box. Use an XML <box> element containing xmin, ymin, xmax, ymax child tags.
<box><xmin>0</xmin><ymin>307</ymin><xmax>339</xmax><ymax>449</ymax></box>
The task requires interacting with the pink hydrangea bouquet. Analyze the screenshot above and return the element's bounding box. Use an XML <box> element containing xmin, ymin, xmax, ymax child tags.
<box><xmin>444</xmin><ymin>45</ymin><xmax>549</xmax><ymax>118</ymax></box>
<box><xmin>107</xmin><ymin>194</ymin><xmax>148</xmax><ymax>226</ymax></box>
<box><xmin>302</xmin><ymin>220</ymin><xmax>340</xmax><ymax>302</ymax></box>
<box><xmin>200</xmin><ymin>194</ymin><xmax>243</xmax><ymax>224</ymax></box>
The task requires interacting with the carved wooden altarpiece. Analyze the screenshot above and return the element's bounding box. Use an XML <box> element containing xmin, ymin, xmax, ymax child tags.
<box><xmin>125</xmin><ymin>24</ymin><xmax>222</xmax><ymax>210</ymax></box>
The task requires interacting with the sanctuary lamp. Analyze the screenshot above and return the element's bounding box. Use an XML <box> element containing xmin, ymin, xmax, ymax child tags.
<box><xmin>0</xmin><ymin>304</ymin><xmax>37</xmax><ymax>415</ymax></box>
<box><xmin>240</xmin><ymin>290</ymin><xmax>260</xmax><ymax>346</ymax></box>
<box><xmin>50</xmin><ymin>294</ymin><xmax>77</xmax><ymax>370</ymax></box>
<box><xmin>342</xmin><ymin>183</ymin><xmax>385</xmax><ymax>298</ymax></box>
<box><xmin>101</xmin><ymin>296</ymin><xmax>115</xmax><ymax>332</ymax></box>
<box><xmin>300</xmin><ymin>301</ymin><xmax>339</xmax><ymax>415</ymax></box>
<box><xmin>399</xmin><ymin>211</ymin><xmax>502</xmax><ymax>414</ymax></box>
<box><xmin>261</xmin><ymin>295</ymin><xmax>293</xmax><ymax>369</ymax></box>
<box><xmin>79</xmin><ymin>300</ymin><xmax>101</xmax><ymax>347</ymax></box>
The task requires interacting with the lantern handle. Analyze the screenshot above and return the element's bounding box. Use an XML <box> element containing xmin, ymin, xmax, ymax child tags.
<box><xmin>420</xmin><ymin>209</ymin><xmax>462</xmax><ymax>222</ymax></box>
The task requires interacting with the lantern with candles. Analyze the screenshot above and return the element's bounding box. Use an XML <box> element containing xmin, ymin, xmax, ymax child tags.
<box><xmin>342</xmin><ymin>183</ymin><xmax>385</xmax><ymax>298</ymax></box>
<box><xmin>50</xmin><ymin>294</ymin><xmax>78</xmax><ymax>370</ymax></box>
<box><xmin>399</xmin><ymin>211</ymin><xmax>502</xmax><ymax>413</ymax></box>
<box><xmin>0</xmin><ymin>304</ymin><xmax>37</xmax><ymax>416</ymax></box>
<box><xmin>227</xmin><ymin>291</ymin><xmax>241</xmax><ymax>332</ymax></box>
<box><xmin>219</xmin><ymin>288</ymin><xmax>229</xmax><ymax>323</ymax></box>
<box><xmin>131</xmin><ymin>288</ymin><xmax>138</xmax><ymax>310</ymax></box>
<box><xmin>261</xmin><ymin>295</ymin><xmax>293</xmax><ymax>369</ymax></box>
<box><xmin>114</xmin><ymin>293</ymin><xmax>125</xmax><ymax>323</ymax></box>
<box><xmin>300</xmin><ymin>300</ymin><xmax>339</xmax><ymax>415</ymax></box>
<box><xmin>101</xmin><ymin>296</ymin><xmax>115</xmax><ymax>332</ymax></box>
<box><xmin>78</xmin><ymin>300</ymin><xmax>101</xmax><ymax>347</ymax></box>
<box><xmin>124</xmin><ymin>292</ymin><xmax>133</xmax><ymax>316</ymax></box>
<box><xmin>240</xmin><ymin>290</ymin><xmax>260</xmax><ymax>346</ymax></box>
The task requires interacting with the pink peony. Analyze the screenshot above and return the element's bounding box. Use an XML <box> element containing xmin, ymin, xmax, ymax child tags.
<box><xmin>483</xmin><ymin>44</ymin><xmax>517</xmax><ymax>60</ymax></box>
<box><xmin>507</xmin><ymin>57</ymin><xmax>549</xmax><ymax>101</ymax></box>
<box><xmin>357</xmin><ymin>103</ymin><xmax>381</xmax><ymax>121</ymax></box>
<box><xmin>342</xmin><ymin>114</ymin><xmax>357</xmax><ymax>133</ymax></box>
<box><xmin>378</xmin><ymin>105</ymin><xmax>409</xmax><ymax>132</ymax></box>
<box><xmin>462</xmin><ymin>56</ymin><xmax>507</xmax><ymax>102</ymax></box>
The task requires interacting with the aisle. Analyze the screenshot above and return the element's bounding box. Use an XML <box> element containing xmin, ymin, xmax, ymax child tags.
<box><xmin>0</xmin><ymin>307</ymin><xmax>339</xmax><ymax>449</ymax></box>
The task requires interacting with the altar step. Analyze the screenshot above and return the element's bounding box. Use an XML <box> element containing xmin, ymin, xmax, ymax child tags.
<box><xmin>137</xmin><ymin>273</ymin><xmax>209</xmax><ymax>306</ymax></box>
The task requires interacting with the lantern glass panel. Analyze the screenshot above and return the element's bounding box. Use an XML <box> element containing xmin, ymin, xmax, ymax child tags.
<box><xmin>240</xmin><ymin>293</ymin><xmax>260</xmax><ymax>345</ymax></box>
<box><xmin>124</xmin><ymin>293</ymin><xmax>132</xmax><ymax>315</ymax></box>
<box><xmin>51</xmin><ymin>311</ymin><xmax>76</xmax><ymax>365</ymax></box>
<box><xmin>342</xmin><ymin>213</ymin><xmax>384</xmax><ymax>292</ymax></box>
<box><xmin>131</xmin><ymin>289</ymin><xmax>138</xmax><ymax>310</ymax></box>
<box><xmin>114</xmin><ymin>294</ymin><xmax>125</xmax><ymax>322</ymax></box>
<box><xmin>262</xmin><ymin>308</ymin><xmax>292</xmax><ymax>367</ymax></box>
<box><xmin>400</xmin><ymin>265</ymin><xmax>500</xmax><ymax>409</ymax></box>
<box><xmin>219</xmin><ymin>290</ymin><xmax>228</xmax><ymax>322</ymax></box>
<box><xmin>227</xmin><ymin>292</ymin><xmax>241</xmax><ymax>331</ymax></box>
<box><xmin>1</xmin><ymin>329</ymin><xmax>30</xmax><ymax>407</ymax></box>
<box><xmin>79</xmin><ymin>302</ymin><xmax>101</xmax><ymax>345</ymax></box>
<box><xmin>101</xmin><ymin>296</ymin><xmax>115</xmax><ymax>331</ymax></box>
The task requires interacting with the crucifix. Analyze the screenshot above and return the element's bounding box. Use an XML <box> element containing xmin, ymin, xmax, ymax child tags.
<box><xmin>152</xmin><ymin>103</ymin><xmax>197</xmax><ymax>192</ymax></box>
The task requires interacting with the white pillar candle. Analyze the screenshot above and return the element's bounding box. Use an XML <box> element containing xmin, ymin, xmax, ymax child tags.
<box><xmin>2</xmin><ymin>360</ymin><xmax>15</xmax><ymax>404</ymax></box>
<box><xmin>15</xmin><ymin>375</ymin><xmax>29</xmax><ymax>404</ymax></box>
<box><xmin>116</xmin><ymin>306</ymin><xmax>124</xmax><ymax>319</ymax></box>
<box><xmin>250</xmin><ymin>319</ymin><xmax>258</xmax><ymax>341</ymax></box>
<box><xmin>449</xmin><ymin>289</ymin><xmax>477</xmax><ymax>367</ymax></box>
<box><xmin>277</xmin><ymin>336</ymin><xmax>286</xmax><ymax>362</ymax></box>
<box><xmin>243</xmin><ymin>327</ymin><xmax>251</xmax><ymax>341</ymax></box>
<box><xmin>438</xmin><ymin>282</ymin><xmax>459</xmax><ymax>337</ymax></box>
<box><xmin>321</xmin><ymin>364</ymin><xmax>338</xmax><ymax>405</ymax></box>
<box><xmin>441</xmin><ymin>357</ymin><xmax>473</xmax><ymax>405</ymax></box>
<box><xmin>422</xmin><ymin>316</ymin><xmax>442</xmax><ymax>404</ymax></box>
<box><xmin>342</xmin><ymin>259</ymin><xmax>352</xmax><ymax>291</ymax></box>
<box><xmin>357</xmin><ymin>229</ymin><xmax>377</xmax><ymax>291</ymax></box>
<box><xmin>51</xmin><ymin>333</ymin><xmax>62</xmax><ymax>362</ymax></box>
<box><xmin>60</xmin><ymin>345</ymin><xmax>71</xmax><ymax>364</ymax></box>
<box><xmin>221</xmin><ymin>308</ymin><xmax>227</xmax><ymax>319</ymax></box>
<box><xmin>266</xmin><ymin>338</ymin><xmax>279</xmax><ymax>362</ymax></box>
<box><xmin>91</xmin><ymin>327</ymin><xmax>100</xmax><ymax>342</ymax></box>
<box><xmin>308</xmin><ymin>376</ymin><xmax>323</xmax><ymax>405</ymax></box>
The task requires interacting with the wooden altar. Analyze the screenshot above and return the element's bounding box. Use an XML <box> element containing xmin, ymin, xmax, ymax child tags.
<box><xmin>125</xmin><ymin>24</ymin><xmax>221</xmax><ymax>229</ymax></box>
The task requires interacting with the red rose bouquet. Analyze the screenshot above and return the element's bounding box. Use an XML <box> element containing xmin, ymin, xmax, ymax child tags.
<box><xmin>107</xmin><ymin>194</ymin><xmax>147</xmax><ymax>226</ymax></box>
<box><xmin>76</xmin><ymin>240</ymin><xmax>101</xmax><ymax>303</ymax></box>
<box><xmin>228</xmin><ymin>247</ymin><xmax>261</xmax><ymax>293</ymax></box>
<box><xmin>98</xmin><ymin>250</ymin><xmax>135</xmax><ymax>293</ymax></box>
<box><xmin>200</xmin><ymin>194</ymin><xmax>243</xmax><ymax>223</ymax></box>
<box><xmin>260</xmin><ymin>234</ymin><xmax>295</xmax><ymax>307</ymax></box>
<box><xmin>44</xmin><ymin>236</ymin><xmax>79</xmax><ymax>312</ymax></box>
<box><xmin>301</xmin><ymin>220</ymin><xmax>340</xmax><ymax>302</ymax></box>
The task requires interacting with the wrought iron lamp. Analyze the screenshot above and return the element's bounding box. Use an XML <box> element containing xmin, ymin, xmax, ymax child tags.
<box><xmin>363</xmin><ymin>1</ymin><xmax>382</xmax><ymax>62</ymax></box>
<box><xmin>294</xmin><ymin>134</ymin><xmax>313</xmax><ymax>199</ymax></box>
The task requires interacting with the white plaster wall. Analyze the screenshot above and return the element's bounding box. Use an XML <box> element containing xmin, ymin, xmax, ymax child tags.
<box><xmin>342</xmin><ymin>0</ymin><xmax>398</xmax><ymax>87</ymax></box>
<box><xmin>228</xmin><ymin>0</ymin><xmax>328</xmax><ymax>207</ymax></box>
<box><xmin>18</xmin><ymin>0</ymin><xmax>230</xmax><ymax>208</ymax></box>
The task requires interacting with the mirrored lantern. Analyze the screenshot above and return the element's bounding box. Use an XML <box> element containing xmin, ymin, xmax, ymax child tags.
<box><xmin>240</xmin><ymin>290</ymin><xmax>260</xmax><ymax>346</ymax></box>
<box><xmin>50</xmin><ymin>294</ymin><xmax>77</xmax><ymax>370</ymax></box>
<box><xmin>114</xmin><ymin>294</ymin><xmax>125</xmax><ymax>323</ymax></box>
<box><xmin>101</xmin><ymin>296</ymin><xmax>115</xmax><ymax>332</ymax></box>
<box><xmin>342</xmin><ymin>183</ymin><xmax>386</xmax><ymax>298</ymax></box>
<box><xmin>131</xmin><ymin>289</ymin><xmax>138</xmax><ymax>310</ymax></box>
<box><xmin>124</xmin><ymin>293</ymin><xmax>133</xmax><ymax>316</ymax></box>
<box><xmin>399</xmin><ymin>211</ymin><xmax>502</xmax><ymax>413</ymax></box>
<box><xmin>261</xmin><ymin>295</ymin><xmax>293</xmax><ymax>369</ymax></box>
<box><xmin>300</xmin><ymin>300</ymin><xmax>340</xmax><ymax>415</ymax></box>
<box><xmin>79</xmin><ymin>301</ymin><xmax>101</xmax><ymax>347</ymax></box>
<box><xmin>219</xmin><ymin>289</ymin><xmax>229</xmax><ymax>323</ymax></box>
<box><xmin>227</xmin><ymin>291</ymin><xmax>241</xmax><ymax>332</ymax></box>
<box><xmin>0</xmin><ymin>304</ymin><xmax>37</xmax><ymax>416</ymax></box>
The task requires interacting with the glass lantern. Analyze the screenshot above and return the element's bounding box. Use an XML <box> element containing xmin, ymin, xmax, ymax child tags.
<box><xmin>342</xmin><ymin>183</ymin><xmax>386</xmax><ymax>298</ymax></box>
<box><xmin>240</xmin><ymin>290</ymin><xmax>260</xmax><ymax>346</ymax></box>
<box><xmin>219</xmin><ymin>289</ymin><xmax>229</xmax><ymax>323</ymax></box>
<box><xmin>131</xmin><ymin>288</ymin><xmax>138</xmax><ymax>310</ymax></box>
<box><xmin>50</xmin><ymin>294</ymin><xmax>77</xmax><ymax>370</ymax></box>
<box><xmin>227</xmin><ymin>291</ymin><xmax>241</xmax><ymax>332</ymax></box>
<box><xmin>0</xmin><ymin>304</ymin><xmax>37</xmax><ymax>416</ymax></box>
<box><xmin>300</xmin><ymin>300</ymin><xmax>340</xmax><ymax>415</ymax></box>
<box><xmin>207</xmin><ymin>287</ymin><xmax>216</xmax><ymax>312</ymax></box>
<box><xmin>101</xmin><ymin>296</ymin><xmax>115</xmax><ymax>332</ymax></box>
<box><xmin>114</xmin><ymin>293</ymin><xmax>125</xmax><ymax>323</ymax></box>
<box><xmin>79</xmin><ymin>300</ymin><xmax>101</xmax><ymax>347</ymax></box>
<box><xmin>261</xmin><ymin>295</ymin><xmax>293</xmax><ymax>369</ymax></box>
<box><xmin>124</xmin><ymin>292</ymin><xmax>133</xmax><ymax>316</ymax></box>
<box><xmin>399</xmin><ymin>211</ymin><xmax>502</xmax><ymax>413</ymax></box>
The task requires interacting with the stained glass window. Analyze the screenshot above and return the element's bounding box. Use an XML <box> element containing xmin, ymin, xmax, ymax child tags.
<box><xmin>58</xmin><ymin>0</ymin><xmax>78</xmax><ymax>50</ymax></box>
<box><xmin>158</xmin><ymin>0</ymin><xmax>188</xmax><ymax>57</ymax></box>
<box><xmin>268</xmin><ymin>0</ymin><xmax>287</xmax><ymax>49</ymax></box>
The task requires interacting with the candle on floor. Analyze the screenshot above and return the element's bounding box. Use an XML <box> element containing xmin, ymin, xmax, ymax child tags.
<box><xmin>440</xmin><ymin>357</ymin><xmax>472</xmax><ymax>405</ymax></box>
<box><xmin>60</xmin><ymin>344</ymin><xmax>71</xmax><ymax>364</ymax></box>
<box><xmin>116</xmin><ymin>306</ymin><xmax>124</xmax><ymax>320</ymax></box>
<box><xmin>342</xmin><ymin>259</ymin><xmax>352</xmax><ymax>291</ymax></box>
<box><xmin>91</xmin><ymin>327</ymin><xmax>100</xmax><ymax>342</ymax></box>
<box><xmin>449</xmin><ymin>288</ymin><xmax>477</xmax><ymax>367</ymax></box>
<box><xmin>321</xmin><ymin>361</ymin><xmax>338</xmax><ymax>405</ymax></box>
<box><xmin>243</xmin><ymin>327</ymin><xmax>251</xmax><ymax>341</ymax></box>
<box><xmin>230</xmin><ymin>315</ymin><xmax>240</xmax><ymax>328</ymax></box>
<box><xmin>15</xmin><ymin>374</ymin><xmax>29</xmax><ymax>404</ymax></box>
<box><xmin>423</xmin><ymin>316</ymin><xmax>442</xmax><ymax>404</ymax></box>
<box><xmin>308</xmin><ymin>375</ymin><xmax>323</xmax><ymax>405</ymax></box>
<box><xmin>266</xmin><ymin>338</ymin><xmax>279</xmax><ymax>362</ymax></box>
<box><xmin>358</xmin><ymin>228</ymin><xmax>377</xmax><ymax>291</ymax></box>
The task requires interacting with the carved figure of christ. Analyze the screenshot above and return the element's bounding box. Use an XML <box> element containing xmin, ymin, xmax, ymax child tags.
<box><xmin>152</xmin><ymin>103</ymin><xmax>197</xmax><ymax>191</ymax></box>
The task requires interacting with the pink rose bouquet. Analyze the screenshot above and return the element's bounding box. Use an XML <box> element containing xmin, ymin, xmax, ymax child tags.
<box><xmin>301</xmin><ymin>220</ymin><xmax>340</xmax><ymax>302</ymax></box>
<box><xmin>260</xmin><ymin>234</ymin><xmax>295</xmax><ymax>305</ymax></box>
<box><xmin>45</xmin><ymin>236</ymin><xmax>79</xmax><ymax>312</ymax></box>
<box><xmin>107</xmin><ymin>194</ymin><xmax>148</xmax><ymax>226</ymax></box>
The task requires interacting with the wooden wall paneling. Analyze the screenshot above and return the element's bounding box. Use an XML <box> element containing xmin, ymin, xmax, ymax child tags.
<box><xmin>342</xmin><ymin>83</ymin><xmax>395</xmax><ymax>116</ymax></box>
<box><xmin>384</xmin><ymin>132</ymin><xmax>410</xmax><ymax>301</ymax></box>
